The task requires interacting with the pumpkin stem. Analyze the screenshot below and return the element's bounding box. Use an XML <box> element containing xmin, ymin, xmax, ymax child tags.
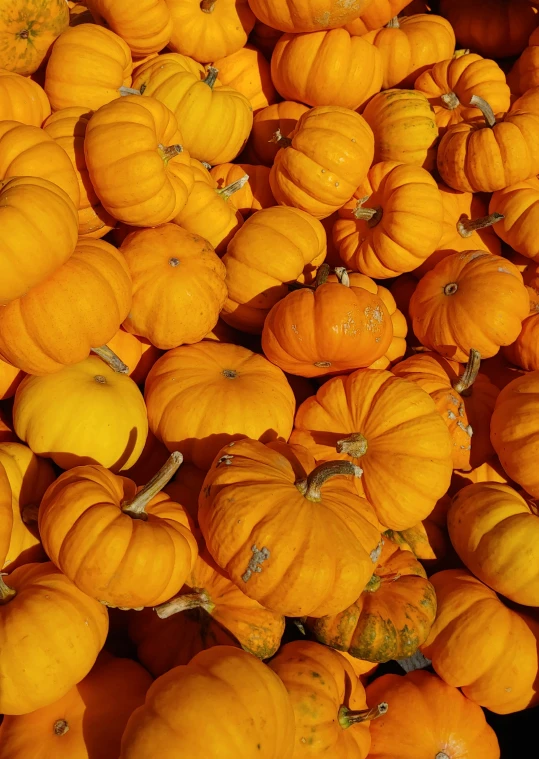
<box><xmin>386</xmin><ymin>16</ymin><xmax>400</xmax><ymax>27</ymax></box>
<box><xmin>158</xmin><ymin>143</ymin><xmax>184</xmax><ymax>163</ymax></box>
<box><xmin>443</xmin><ymin>282</ymin><xmax>458</xmax><ymax>296</ymax></box>
<box><xmin>334</xmin><ymin>267</ymin><xmax>350</xmax><ymax>287</ymax></box>
<box><xmin>440</xmin><ymin>92</ymin><xmax>460</xmax><ymax>110</ymax></box>
<box><xmin>353</xmin><ymin>197</ymin><xmax>383</xmax><ymax>227</ymax></box>
<box><xmin>315</xmin><ymin>263</ymin><xmax>331</xmax><ymax>288</ymax></box>
<box><xmin>53</xmin><ymin>720</ymin><xmax>70</xmax><ymax>736</ymax></box>
<box><xmin>119</xmin><ymin>86</ymin><xmax>141</xmax><ymax>96</ymax></box>
<box><xmin>0</xmin><ymin>573</ymin><xmax>16</xmax><ymax>604</ymax></box>
<box><xmin>121</xmin><ymin>451</ymin><xmax>183</xmax><ymax>520</ymax></box>
<box><xmin>469</xmin><ymin>95</ymin><xmax>496</xmax><ymax>127</ymax></box>
<box><xmin>154</xmin><ymin>590</ymin><xmax>213</xmax><ymax>618</ymax></box>
<box><xmin>338</xmin><ymin>702</ymin><xmax>388</xmax><ymax>729</ymax></box>
<box><xmin>456</xmin><ymin>212</ymin><xmax>504</xmax><ymax>238</ymax></box>
<box><xmin>202</xmin><ymin>161</ymin><xmax>212</xmax><ymax>170</ymax></box>
<box><xmin>200</xmin><ymin>0</ymin><xmax>217</xmax><ymax>12</ymax></box>
<box><xmin>204</xmin><ymin>66</ymin><xmax>219</xmax><ymax>89</ymax></box>
<box><xmin>436</xmin><ymin>754</ymin><xmax>450</xmax><ymax>759</ymax></box>
<box><xmin>452</xmin><ymin>348</ymin><xmax>481</xmax><ymax>396</ymax></box>
<box><xmin>453</xmin><ymin>49</ymin><xmax>470</xmax><ymax>58</ymax></box>
<box><xmin>270</xmin><ymin>128</ymin><xmax>292</xmax><ymax>148</ymax></box>
<box><xmin>92</xmin><ymin>345</ymin><xmax>129</xmax><ymax>374</ymax></box>
<box><xmin>216</xmin><ymin>174</ymin><xmax>249</xmax><ymax>201</ymax></box>
<box><xmin>296</xmin><ymin>460</ymin><xmax>363</xmax><ymax>502</ymax></box>
<box><xmin>365</xmin><ymin>571</ymin><xmax>401</xmax><ymax>592</ymax></box>
<box><xmin>336</xmin><ymin>433</ymin><xmax>368</xmax><ymax>459</ymax></box>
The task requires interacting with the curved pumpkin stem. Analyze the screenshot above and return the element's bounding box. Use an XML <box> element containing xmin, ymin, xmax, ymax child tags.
<box><xmin>122</xmin><ymin>451</ymin><xmax>183</xmax><ymax>520</ymax></box>
<box><xmin>457</xmin><ymin>212</ymin><xmax>504</xmax><ymax>238</ymax></box>
<box><xmin>204</xmin><ymin>66</ymin><xmax>219</xmax><ymax>89</ymax></box>
<box><xmin>334</xmin><ymin>267</ymin><xmax>350</xmax><ymax>287</ymax></box>
<box><xmin>0</xmin><ymin>574</ymin><xmax>16</xmax><ymax>605</ymax></box>
<box><xmin>353</xmin><ymin>196</ymin><xmax>383</xmax><ymax>227</ymax></box>
<box><xmin>338</xmin><ymin>702</ymin><xmax>388</xmax><ymax>729</ymax></box>
<box><xmin>118</xmin><ymin>86</ymin><xmax>141</xmax><ymax>96</ymax></box>
<box><xmin>452</xmin><ymin>348</ymin><xmax>481</xmax><ymax>396</ymax></box>
<box><xmin>158</xmin><ymin>143</ymin><xmax>184</xmax><ymax>163</ymax></box>
<box><xmin>336</xmin><ymin>433</ymin><xmax>368</xmax><ymax>459</ymax></box>
<box><xmin>154</xmin><ymin>590</ymin><xmax>213</xmax><ymax>618</ymax></box>
<box><xmin>296</xmin><ymin>460</ymin><xmax>363</xmax><ymax>502</ymax></box>
<box><xmin>270</xmin><ymin>128</ymin><xmax>292</xmax><ymax>148</ymax></box>
<box><xmin>216</xmin><ymin>174</ymin><xmax>249</xmax><ymax>201</ymax></box>
<box><xmin>92</xmin><ymin>345</ymin><xmax>129</xmax><ymax>374</ymax></box>
<box><xmin>469</xmin><ymin>95</ymin><xmax>496</xmax><ymax>127</ymax></box>
<box><xmin>440</xmin><ymin>92</ymin><xmax>460</xmax><ymax>110</ymax></box>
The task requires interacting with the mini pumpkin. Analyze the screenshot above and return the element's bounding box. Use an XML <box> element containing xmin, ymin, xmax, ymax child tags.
<box><xmin>507</xmin><ymin>27</ymin><xmax>539</xmax><ymax>96</ymax></box>
<box><xmin>489</xmin><ymin>177</ymin><xmax>539</xmax><ymax>261</ymax></box>
<box><xmin>247</xmin><ymin>100</ymin><xmax>310</xmax><ymax>166</ymax></box>
<box><xmin>213</xmin><ymin>43</ymin><xmax>278</xmax><ymax>112</ymax></box>
<box><xmin>0</xmin><ymin>68</ymin><xmax>51</xmax><ymax>126</ymax></box>
<box><xmin>345</xmin><ymin>0</ymin><xmax>410</xmax><ymax>35</ymax></box>
<box><xmin>248</xmin><ymin>0</ymin><xmax>371</xmax><ymax>33</ymax></box>
<box><xmin>210</xmin><ymin>162</ymin><xmax>274</xmax><ymax>215</ymax></box>
<box><xmin>0</xmin><ymin>0</ymin><xmax>69</xmax><ymax>75</ymax></box>
<box><xmin>85</xmin><ymin>0</ymin><xmax>173</xmax><ymax>55</ymax></box>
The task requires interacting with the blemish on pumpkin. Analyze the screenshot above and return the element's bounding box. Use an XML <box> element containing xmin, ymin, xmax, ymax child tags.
<box><xmin>94</xmin><ymin>375</ymin><xmax>107</xmax><ymax>384</ymax></box>
<box><xmin>217</xmin><ymin>454</ymin><xmax>234</xmax><ymax>466</ymax></box>
<box><xmin>169</xmin><ymin>257</ymin><xmax>180</xmax><ymax>267</ymax></box>
<box><xmin>497</xmin><ymin>267</ymin><xmax>511</xmax><ymax>274</ymax></box>
<box><xmin>242</xmin><ymin>545</ymin><xmax>270</xmax><ymax>582</ymax></box>
<box><xmin>456</xmin><ymin>420</ymin><xmax>473</xmax><ymax>437</ymax></box>
<box><xmin>447</xmin><ymin>410</ymin><xmax>456</xmax><ymax>421</ymax></box>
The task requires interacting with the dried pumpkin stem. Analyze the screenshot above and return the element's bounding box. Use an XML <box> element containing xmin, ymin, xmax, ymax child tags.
<box><xmin>386</xmin><ymin>16</ymin><xmax>400</xmax><ymax>27</ymax></box>
<box><xmin>353</xmin><ymin>199</ymin><xmax>383</xmax><ymax>227</ymax></box>
<box><xmin>336</xmin><ymin>433</ymin><xmax>368</xmax><ymax>459</ymax></box>
<box><xmin>216</xmin><ymin>174</ymin><xmax>249</xmax><ymax>200</ymax></box>
<box><xmin>315</xmin><ymin>263</ymin><xmax>331</xmax><ymax>288</ymax></box>
<box><xmin>204</xmin><ymin>66</ymin><xmax>219</xmax><ymax>89</ymax></box>
<box><xmin>54</xmin><ymin>720</ymin><xmax>70</xmax><ymax>736</ymax></box>
<box><xmin>334</xmin><ymin>267</ymin><xmax>350</xmax><ymax>287</ymax></box>
<box><xmin>158</xmin><ymin>143</ymin><xmax>184</xmax><ymax>163</ymax></box>
<box><xmin>0</xmin><ymin>573</ymin><xmax>16</xmax><ymax>604</ymax></box>
<box><xmin>270</xmin><ymin>128</ymin><xmax>292</xmax><ymax>148</ymax></box>
<box><xmin>469</xmin><ymin>95</ymin><xmax>496</xmax><ymax>127</ymax></box>
<box><xmin>200</xmin><ymin>0</ymin><xmax>217</xmax><ymax>12</ymax></box>
<box><xmin>436</xmin><ymin>754</ymin><xmax>450</xmax><ymax>759</ymax></box>
<box><xmin>452</xmin><ymin>348</ymin><xmax>481</xmax><ymax>395</ymax></box>
<box><xmin>92</xmin><ymin>345</ymin><xmax>129</xmax><ymax>374</ymax></box>
<box><xmin>338</xmin><ymin>702</ymin><xmax>388</xmax><ymax>729</ymax></box>
<box><xmin>457</xmin><ymin>212</ymin><xmax>504</xmax><ymax>238</ymax></box>
<box><xmin>154</xmin><ymin>590</ymin><xmax>212</xmax><ymax>619</ymax></box>
<box><xmin>119</xmin><ymin>86</ymin><xmax>141</xmax><ymax>96</ymax></box>
<box><xmin>440</xmin><ymin>92</ymin><xmax>460</xmax><ymax>110</ymax></box>
<box><xmin>122</xmin><ymin>451</ymin><xmax>183</xmax><ymax>519</ymax></box>
<box><xmin>296</xmin><ymin>460</ymin><xmax>363</xmax><ymax>502</ymax></box>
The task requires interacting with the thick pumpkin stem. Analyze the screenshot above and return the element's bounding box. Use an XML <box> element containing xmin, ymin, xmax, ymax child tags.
<box><xmin>453</xmin><ymin>348</ymin><xmax>481</xmax><ymax>396</ymax></box>
<box><xmin>0</xmin><ymin>574</ymin><xmax>16</xmax><ymax>604</ymax></box>
<box><xmin>154</xmin><ymin>590</ymin><xmax>213</xmax><ymax>618</ymax></box>
<box><xmin>338</xmin><ymin>702</ymin><xmax>388</xmax><ymax>729</ymax></box>
<box><xmin>200</xmin><ymin>0</ymin><xmax>217</xmax><ymax>12</ymax></box>
<box><xmin>122</xmin><ymin>451</ymin><xmax>183</xmax><ymax>520</ymax></box>
<box><xmin>92</xmin><ymin>345</ymin><xmax>129</xmax><ymax>374</ymax></box>
<box><xmin>216</xmin><ymin>174</ymin><xmax>249</xmax><ymax>201</ymax></box>
<box><xmin>270</xmin><ymin>128</ymin><xmax>292</xmax><ymax>148</ymax></box>
<box><xmin>469</xmin><ymin>95</ymin><xmax>496</xmax><ymax>127</ymax></box>
<box><xmin>54</xmin><ymin>720</ymin><xmax>70</xmax><ymax>736</ymax></box>
<box><xmin>315</xmin><ymin>263</ymin><xmax>331</xmax><ymax>288</ymax></box>
<box><xmin>119</xmin><ymin>86</ymin><xmax>141</xmax><ymax>96</ymax></box>
<box><xmin>386</xmin><ymin>16</ymin><xmax>400</xmax><ymax>27</ymax></box>
<box><xmin>296</xmin><ymin>460</ymin><xmax>363</xmax><ymax>502</ymax></box>
<box><xmin>457</xmin><ymin>212</ymin><xmax>504</xmax><ymax>238</ymax></box>
<box><xmin>334</xmin><ymin>267</ymin><xmax>350</xmax><ymax>287</ymax></box>
<box><xmin>353</xmin><ymin>199</ymin><xmax>383</xmax><ymax>227</ymax></box>
<box><xmin>204</xmin><ymin>66</ymin><xmax>219</xmax><ymax>89</ymax></box>
<box><xmin>336</xmin><ymin>433</ymin><xmax>368</xmax><ymax>459</ymax></box>
<box><xmin>440</xmin><ymin>92</ymin><xmax>460</xmax><ymax>110</ymax></box>
<box><xmin>158</xmin><ymin>143</ymin><xmax>184</xmax><ymax>163</ymax></box>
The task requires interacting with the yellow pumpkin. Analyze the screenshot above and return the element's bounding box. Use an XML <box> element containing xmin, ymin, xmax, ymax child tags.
<box><xmin>213</xmin><ymin>43</ymin><xmax>278</xmax><ymax>113</ymax></box>
<box><xmin>0</xmin><ymin>0</ymin><xmax>69</xmax><ymax>76</ymax></box>
<box><xmin>0</xmin><ymin>68</ymin><xmax>51</xmax><ymax>126</ymax></box>
<box><xmin>85</xmin><ymin>0</ymin><xmax>173</xmax><ymax>56</ymax></box>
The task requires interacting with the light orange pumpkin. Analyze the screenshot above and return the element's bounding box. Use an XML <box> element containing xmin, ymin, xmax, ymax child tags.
<box><xmin>213</xmin><ymin>44</ymin><xmax>278</xmax><ymax>112</ymax></box>
<box><xmin>248</xmin><ymin>0</ymin><xmax>372</xmax><ymax>33</ymax></box>
<box><xmin>0</xmin><ymin>0</ymin><xmax>69</xmax><ymax>75</ymax></box>
<box><xmin>0</xmin><ymin>68</ymin><xmax>50</xmax><ymax>126</ymax></box>
<box><xmin>86</xmin><ymin>0</ymin><xmax>173</xmax><ymax>55</ymax></box>
<box><xmin>247</xmin><ymin>100</ymin><xmax>310</xmax><ymax>166</ymax></box>
<box><xmin>210</xmin><ymin>162</ymin><xmax>274</xmax><ymax>215</ymax></box>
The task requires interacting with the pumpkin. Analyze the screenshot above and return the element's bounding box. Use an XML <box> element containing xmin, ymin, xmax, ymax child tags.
<box><xmin>0</xmin><ymin>562</ymin><xmax>109</xmax><ymax>716</ymax></box>
<box><xmin>290</xmin><ymin>368</ymin><xmax>453</xmax><ymax>530</ymax></box>
<box><xmin>366</xmin><ymin>670</ymin><xmax>500</xmax><ymax>759</ymax></box>
<box><xmin>0</xmin><ymin>441</ymin><xmax>56</xmax><ymax>571</ymax></box>
<box><xmin>270</xmin><ymin>105</ymin><xmax>375</xmax><ymax>219</ymax></box>
<box><xmin>166</xmin><ymin>0</ymin><xmax>255</xmax><ymax>63</ymax></box>
<box><xmin>221</xmin><ymin>205</ymin><xmax>326</xmax><ymax>333</ymax></box>
<box><xmin>489</xmin><ymin>177</ymin><xmax>539</xmax><ymax>261</ymax></box>
<box><xmin>248</xmin><ymin>0</ymin><xmax>372</xmax><ymax>34</ymax></box>
<box><xmin>84</xmin><ymin>94</ymin><xmax>194</xmax><ymax>226</ymax></box>
<box><xmin>199</xmin><ymin>438</ymin><xmax>382</xmax><ymax>617</ymax></box>
<box><xmin>145</xmin><ymin>342</ymin><xmax>295</xmax><ymax>470</ymax></box>
<box><xmin>410</xmin><ymin>251</ymin><xmax>530</xmax><ymax>362</ymax></box>
<box><xmin>503</xmin><ymin>312</ymin><xmax>539</xmax><ymax>372</ymax></box>
<box><xmin>261</xmin><ymin>265</ymin><xmax>393</xmax><ymax>377</ymax></box>
<box><xmin>0</xmin><ymin>357</ymin><xmax>23</xmax><ymax>400</ymax></box>
<box><xmin>13</xmin><ymin>354</ymin><xmax>148</xmax><ymax>472</ymax></box>
<box><xmin>307</xmin><ymin>540</ymin><xmax>437</xmax><ymax>663</ymax></box>
<box><xmin>451</xmin><ymin>455</ymin><xmax>512</xmax><ymax>493</ymax></box>
<box><xmin>362</xmin><ymin>89</ymin><xmax>439</xmax><ymax>171</ymax></box>
<box><xmin>0</xmin><ymin>652</ymin><xmax>153</xmax><ymax>759</ymax></box>
<box><xmin>364</xmin><ymin>15</ymin><xmax>456</xmax><ymax>90</ymax></box>
<box><xmin>0</xmin><ymin>408</ymin><xmax>15</xmax><ymax>444</ymax></box>
<box><xmin>345</xmin><ymin>0</ymin><xmax>409</xmax><ymax>35</ymax></box>
<box><xmin>270</xmin><ymin>29</ymin><xmax>383</xmax><ymax>111</ymax></box>
<box><xmin>0</xmin><ymin>238</ymin><xmax>132</xmax><ymax>375</ymax></box>
<box><xmin>333</xmin><ymin>161</ymin><xmax>444</xmax><ymax>278</ymax></box>
<box><xmin>247</xmin><ymin>100</ymin><xmax>310</xmax><ymax>166</ymax></box>
<box><xmin>44</xmin><ymin>24</ymin><xmax>134</xmax><ymax>111</ymax></box>
<box><xmin>421</xmin><ymin>569</ymin><xmax>539</xmax><ymax>714</ymax></box>
<box><xmin>415</xmin><ymin>53</ymin><xmax>510</xmax><ymax>134</ymax></box>
<box><xmin>0</xmin><ymin>68</ymin><xmax>50</xmax><ymax>125</ymax></box>
<box><xmin>268</xmin><ymin>640</ymin><xmax>387</xmax><ymax>758</ymax></box>
<box><xmin>213</xmin><ymin>44</ymin><xmax>278</xmax><ymax>112</ymax></box>
<box><xmin>86</xmin><ymin>0</ymin><xmax>172</xmax><ymax>55</ymax></box>
<box><xmin>507</xmin><ymin>27</ymin><xmax>539</xmax><ymax>96</ymax></box>
<box><xmin>210</xmin><ymin>162</ymin><xmax>274</xmax><ymax>215</ymax></box>
<box><xmin>0</xmin><ymin>0</ymin><xmax>69</xmax><ymax>75</ymax></box>
<box><xmin>107</xmin><ymin>330</ymin><xmax>162</xmax><ymax>385</ymax></box>
<box><xmin>0</xmin><ymin>459</ymin><xmax>11</xmax><ymax>568</ymax></box>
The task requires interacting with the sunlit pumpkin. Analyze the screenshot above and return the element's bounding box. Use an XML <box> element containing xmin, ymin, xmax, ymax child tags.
<box><xmin>85</xmin><ymin>0</ymin><xmax>173</xmax><ymax>55</ymax></box>
<box><xmin>0</xmin><ymin>68</ymin><xmax>51</xmax><ymax>125</ymax></box>
<box><xmin>0</xmin><ymin>0</ymin><xmax>69</xmax><ymax>75</ymax></box>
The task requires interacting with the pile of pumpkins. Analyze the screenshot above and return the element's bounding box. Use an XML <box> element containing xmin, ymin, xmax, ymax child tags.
<box><xmin>2</xmin><ymin>0</ymin><xmax>539</xmax><ymax>756</ymax></box>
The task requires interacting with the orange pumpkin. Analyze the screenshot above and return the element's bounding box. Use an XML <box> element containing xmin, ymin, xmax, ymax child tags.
<box><xmin>248</xmin><ymin>0</ymin><xmax>372</xmax><ymax>33</ymax></box>
<box><xmin>210</xmin><ymin>162</ymin><xmax>274</xmax><ymax>215</ymax></box>
<box><xmin>247</xmin><ymin>100</ymin><xmax>310</xmax><ymax>166</ymax></box>
<box><xmin>213</xmin><ymin>44</ymin><xmax>278</xmax><ymax>112</ymax></box>
<box><xmin>345</xmin><ymin>0</ymin><xmax>410</xmax><ymax>35</ymax></box>
<box><xmin>489</xmin><ymin>177</ymin><xmax>539</xmax><ymax>262</ymax></box>
<box><xmin>0</xmin><ymin>0</ymin><xmax>69</xmax><ymax>75</ymax></box>
<box><xmin>503</xmin><ymin>312</ymin><xmax>539</xmax><ymax>371</ymax></box>
<box><xmin>0</xmin><ymin>68</ymin><xmax>50</xmax><ymax>125</ymax></box>
<box><xmin>86</xmin><ymin>0</ymin><xmax>172</xmax><ymax>55</ymax></box>
<box><xmin>0</xmin><ymin>458</ymin><xmax>12</xmax><ymax>569</ymax></box>
<box><xmin>270</xmin><ymin>29</ymin><xmax>383</xmax><ymax>111</ymax></box>
<box><xmin>511</xmin><ymin>84</ymin><xmax>539</xmax><ymax>116</ymax></box>
<box><xmin>0</xmin><ymin>358</ymin><xmax>24</xmax><ymax>401</ymax></box>
<box><xmin>507</xmin><ymin>27</ymin><xmax>539</xmax><ymax>96</ymax></box>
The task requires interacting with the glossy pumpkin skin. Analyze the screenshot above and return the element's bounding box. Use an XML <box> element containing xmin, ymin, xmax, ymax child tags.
<box><xmin>0</xmin><ymin>239</ymin><xmax>132</xmax><ymax>375</ymax></box>
<box><xmin>13</xmin><ymin>356</ymin><xmax>148</xmax><ymax>472</ymax></box>
<box><xmin>363</xmin><ymin>89</ymin><xmax>439</xmax><ymax>171</ymax></box>
<box><xmin>0</xmin><ymin>69</ymin><xmax>50</xmax><ymax>125</ymax></box>
<box><xmin>261</xmin><ymin>280</ymin><xmax>393</xmax><ymax>378</ymax></box>
<box><xmin>268</xmin><ymin>640</ymin><xmax>374</xmax><ymax>758</ymax></box>
<box><xmin>145</xmin><ymin>342</ymin><xmax>295</xmax><ymax>471</ymax></box>
<box><xmin>221</xmin><ymin>206</ymin><xmax>326</xmax><ymax>333</ymax></box>
<box><xmin>119</xmin><ymin>646</ymin><xmax>295</xmax><ymax>759</ymax></box>
<box><xmin>86</xmin><ymin>0</ymin><xmax>172</xmax><ymax>55</ymax></box>
<box><xmin>213</xmin><ymin>44</ymin><xmax>278</xmax><ymax>113</ymax></box>
<box><xmin>366</xmin><ymin>670</ymin><xmax>500</xmax><ymax>759</ymax></box>
<box><xmin>210</xmin><ymin>163</ymin><xmax>274</xmax><ymax>215</ymax></box>
<box><xmin>422</xmin><ymin>569</ymin><xmax>539</xmax><ymax>714</ymax></box>
<box><xmin>271</xmin><ymin>29</ymin><xmax>382</xmax><ymax>111</ymax></box>
<box><xmin>248</xmin><ymin>0</ymin><xmax>371</xmax><ymax>34</ymax></box>
<box><xmin>84</xmin><ymin>95</ymin><xmax>194</xmax><ymax>226</ymax></box>
<box><xmin>166</xmin><ymin>0</ymin><xmax>255</xmax><ymax>63</ymax></box>
<box><xmin>290</xmin><ymin>368</ymin><xmax>453</xmax><ymax>531</ymax></box>
<box><xmin>199</xmin><ymin>438</ymin><xmax>382</xmax><ymax>617</ymax></box>
<box><xmin>308</xmin><ymin>540</ymin><xmax>436</xmax><ymax>663</ymax></box>
<box><xmin>489</xmin><ymin>177</ymin><xmax>539</xmax><ymax>262</ymax></box>
<box><xmin>44</xmin><ymin>24</ymin><xmax>133</xmax><ymax>111</ymax></box>
<box><xmin>410</xmin><ymin>251</ymin><xmax>530</xmax><ymax>362</ymax></box>
<box><xmin>333</xmin><ymin>161</ymin><xmax>444</xmax><ymax>278</ymax></box>
<box><xmin>0</xmin><ymin>0</ymin><xmax>69</xmax><ymax>75</ymax></box>
<box><xmin>415</xmin><ymin>53</ymin><xmax>510</xmax><ymax>133</ymax></box>
<box><xmin>121</xmin><ymin>224</ymin><xmax>226</xmax><ymax>350</ymax></box>
<box><xmin>248</xmin><ymin>100</ymin><xmax>310</xmax><ymax>166</ymax></box>
<box><xmin>270</xmin><ymin>105</ymin><xmax>375</xmax><ymax>219</ymax></box>
<box><xmin>0</xmin><ymin>562</ymin><xmax>109</xmax><ymax>716</ymax></box>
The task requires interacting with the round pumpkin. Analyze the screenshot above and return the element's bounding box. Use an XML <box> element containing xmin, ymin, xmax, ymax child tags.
<box><xmin>213</xmin><ymin>43</ymin><xmax>278</xmax><ymax>113</ymax></box>
<box><xmin>0</xmin><ymin>0</ymin><xmax>69</xmax><ymax>75</ymax></box>
<box><xmin>503</xmin><ymin>311</ymin><xmax>539</xmax><ymax>371</ymax></box>
<box><xmin>248</xmin><ymin>100</ymin><xmax>310</xmax><ymax>166</ymax></box>
<box><xmin>248</xmin><ymin>0</ymin><xmax>372</xmax><ymax>34</ymax></box>
<box><xmin>0</xmin><ymin>68</ymin><xmax>50</xmax><ymax>125</ymax></box>
<box><xmin>86</xmin><ymin>0</ymin><xmax>172</xmax><ymax>55</ymax></box>
<box><xmin>210</xmin><ymin>162</ymin><xmax>274</xmax><ymax>215</ymax></box>
<box><xmin>489</xmin><ymin>177</ymin><xmax>539</xmax><ymax>261</ymax></box>
<box><xmin>507</xmin><ymin>27</ymin><xmax>539</xmax><ymax>96</ymax></box>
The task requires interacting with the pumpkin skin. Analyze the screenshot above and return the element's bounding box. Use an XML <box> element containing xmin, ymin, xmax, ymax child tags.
<box><xmin>85</xmin><ymin>95</ymin><xmax>194</xmax><ymax>226</ymax></box>
<box><xmin>86</xmin><ymin>0</ymin><xmax>172</xmax><ymax>55</ymax></box>
<box><xmin>307</xmin><ymin>540</ymin><xmax>437</xmax><ymax>663</ymax></box>
<box><xmin>421</xmin><ymin>569</ymin><xmax>539</xmax><ymax>714</ymax></box>
<box><xmin>221</xmin><ymin>205</ymin><xmax>326</xmax><ymax>333</ymax></box>
<box><xmin>366</xmin><ymin>670</ymin><xmax>500</xmax><ymax>759</ymax></box>
<box><xmin>0</xmin><ymin>562</ymin><xmax>109</xmax><ymax>716</ymax></box>
<box><xmin>270</xmin><ymin>29</ymin><xmax>383</xmax><ymax>111</ymax></box>
<box><xmin>507</xmin><ymin>27</ymin><xmax>539</xmax><ymax>96</ymax></box>
<box><xmin>333</xmin><ymin>161</ymin><xmax>444</xmax><ymax>278</ymax></box>
<box><xmin>166</xmin><ymin>0</ymin><xmax>255</xmax><ymax>63</ymax></box>
<box><xmin>345</xmin><ymin>0</ymin><xmax>409</xmax><ymax>34</ymax></box>
<box><xmin>503</xmin><ymin>312</ymin><xmax>539</xmax><ymax>371</ymax></box>
<box><xmin>0</xmin><ymin>68</ymin><xmax>50</xmax><ymax>126</ymax></box>
<box><xmin>13</xmin><ymin>355</ymin><xmax>148</xmax><ymax>472</ymax></box>
<box><xmin>489</xmin><ymin>177</ymin><xmax>539</xmax><ymax>262</ymax></box>
<box><xmin>0</xmin><ymin>0</ymin><xmax>69</xmax><ymax>75</ymax></box>
<box><xmin>270</xmin><ymin>105</ymin><xmax>375</xmax><ymax>219</ymax></box>
<box><xmin>0</xmin><ymin>652</ymin><xmax>153</xmax><ymax>759</ymax></box>
<box><xmin>448</xmin><ymin>482</ymin><xmax>539</xmax><ymax>606</ymax></box>
<box><xmin>362</xmin><ymin>89</ymin><xmax>439</xmax><ymax>171</ymax></box>
<box><xmin>414</xmin><ymin>53</ymin><xmax>510</xmax><ymax>134</ymax></box>
<box><xmin>0</xmin><ymin>239</ymin><xmax>132</xmax><ymax>376</ymax></box>
<box><xmin>199</xmin><ymin>438</ymin><xmax>382</xmax><ymax>617</ymax></box>
<box><xmin>210</xmin><ymin>163</ymin><xmax>274</xmax><ymax>215</ymax></box>
<box><xmin>410</xmin><ymin>251</ymin><xmax>530</xmax><ymax>362</ymax></box>
<box><xmin>248</xmin><ymin>0</ymin><xmax>371</xmax><ymax>34</ymax></box>
<box><xmin>121</xmin><ymin>224</ymin><xmax>227</xmax><ymax>350</ymax></box>
<box><xmin>44</xmin><ymin>24</ymin><xmax>133</xmax><ymax>111</ymax></box>
<box><xmin>213</xmin><ymin>44</ymin><xmax>278</xmax><ymax>113</ymax></box>
<box><xmin>0</xmin><ymin>357</ymin><xmax>23</xmax><ymax>400</ymax></box>
<box><xmin>248</xmin><ymin>100</ymin><xmax>310</xmax><ymax>166</ymax></box>
<box><xmin>290</xmin><ymin>368</ymin><xmax>454</xmax><ymax>531</ymax></box>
